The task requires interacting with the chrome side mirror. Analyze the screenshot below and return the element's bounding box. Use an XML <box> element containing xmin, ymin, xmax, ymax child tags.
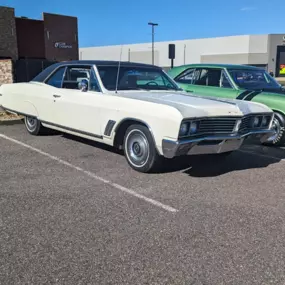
<box><xmin>78</xmin><ymin>79</ymin><xmax>89</xmax><ymax>92</ymax></box>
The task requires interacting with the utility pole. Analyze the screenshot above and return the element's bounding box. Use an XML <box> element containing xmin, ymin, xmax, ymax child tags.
<box><xmin>148</xmin><ymin>22</ymin><xmax>158</xmax><ymax>65</ymax></box>
<box><xmin>184</xmin><ymin>44</ymin><xmax>187</xmax><ymax>65</ymax></box>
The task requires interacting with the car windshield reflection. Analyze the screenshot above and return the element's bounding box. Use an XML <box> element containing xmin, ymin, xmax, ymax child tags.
<box><xmin>96</xmin><ymin>65</ymin><xmax>180</xmax><ymax>91</ymax></box>
<box><xmin>228</xmin><ymin>69</ymin><xmax>281</xmax><ymax>90</ymax></box>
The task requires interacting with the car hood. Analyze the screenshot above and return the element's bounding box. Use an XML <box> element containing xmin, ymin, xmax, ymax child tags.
<box><xmin>117</xmin><ymin>90</ymin><xmax>272</xmax><ymax>118</ymax></box>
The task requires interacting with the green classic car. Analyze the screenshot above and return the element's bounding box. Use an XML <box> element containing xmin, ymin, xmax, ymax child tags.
<box><xmin>168</xmin><ymin>64</ymin><xmax>285</xmax><ymax>146</ymax></box>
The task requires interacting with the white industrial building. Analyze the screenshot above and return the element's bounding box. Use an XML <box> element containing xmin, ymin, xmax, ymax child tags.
<box><xmin>80</xmin><ymin>34</ymin><xmax>285</xmax><ymax>77</ymax></box>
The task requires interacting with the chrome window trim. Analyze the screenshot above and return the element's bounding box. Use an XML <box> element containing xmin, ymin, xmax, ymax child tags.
<box><xmin>223</xmin><ymin>68</ymin><xmax>239</xmax><ymax>90</ymax></box>
<box><xmin>92</xmin><ymin>65</ymin><xmax>109</xmax><ymax>94</ymax></box>
<box><xmin>220</xmin><ymin>69</ymin><xmax>235</xmax><ymax>89</ymax></box>
<box><xmin>89</xmin><ymin>66</ymin><xmax>103</xmax><ymax>93</ymax></box>
<box><xmin>162</xmin><ymin>69</ymin><xmax>187</xmax><ymax>89</ymax></box>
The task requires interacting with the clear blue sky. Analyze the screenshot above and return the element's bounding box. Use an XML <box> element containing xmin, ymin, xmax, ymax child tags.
<box><xmin>1</xmin><ymin>0</ymin><xmax>284</xmax><ymax>47</ymax></box>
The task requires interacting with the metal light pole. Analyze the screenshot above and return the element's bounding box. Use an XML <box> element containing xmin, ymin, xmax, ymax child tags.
<box><xmin>184</xmin><ymin>44</ymin><xmax>186</xmax><ymax>65</ymax></box>
<box><xmin>148</xmin><ymin>22</ymin><xmax>158</xmax><ymax>65</ymax></box>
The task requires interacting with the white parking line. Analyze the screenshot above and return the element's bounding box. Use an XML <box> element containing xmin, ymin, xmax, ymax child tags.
<box><xmin>238</xmin><ymin>149</ymin><xmax>285</xmax><ymax>162</ymax></box>
<box><xmin>0</xmin><ymin>134</ymin><xmax>178</xmax><ymax>213</ymax></box>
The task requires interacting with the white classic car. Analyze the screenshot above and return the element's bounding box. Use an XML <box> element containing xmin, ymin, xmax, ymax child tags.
<box><xmin>0</xmin><ymin>60</ymin><xmax>275</xmax><ymax>173</ymax></box>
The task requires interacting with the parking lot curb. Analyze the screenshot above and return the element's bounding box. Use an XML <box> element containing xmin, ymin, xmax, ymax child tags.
<box><xmin>0</xmin><ymin>118</ymin><xmax>24</xmax><ymax>126</ymax></box>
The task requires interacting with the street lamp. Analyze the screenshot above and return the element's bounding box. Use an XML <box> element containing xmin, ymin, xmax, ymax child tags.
<box><xmin>148</xmin><ymin>22</ymin><xmax>158</xmax><ymax>65</ymax></box>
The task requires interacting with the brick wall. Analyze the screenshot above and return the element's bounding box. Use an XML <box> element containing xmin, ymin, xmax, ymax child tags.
<box><xmin>0</xmin><ymin>6</ymin><xmax>18</xmax><ymax>59</ymax></box>
<box><xmin>0</xmin><ymin>59</ymin><xmax>14</xmax><ymax>85</ymax></box>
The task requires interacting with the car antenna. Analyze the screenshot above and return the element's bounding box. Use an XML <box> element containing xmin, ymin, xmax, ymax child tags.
<box><xmin>115</xmin><ymin>45</ymin><xmax>123</xmax><ymax>93</ymax></box>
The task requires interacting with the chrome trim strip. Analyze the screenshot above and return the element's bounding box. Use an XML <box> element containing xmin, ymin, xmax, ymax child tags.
<box><xmin>181</xmin><ymin>113</ymin><xmax>273</xmax><ymax>123</ymax></box>
<box><xmin>114</xmin><ymin>117</ymin><xmax>159</xmax><ymax>152</ymax></box>
<box><xmin>2</xmin><ymin>107</ymin><xmax>103</xmax><ymax>140</ymax></box>
<box><xmin>41</xmin><ymin>120</ymin><xmax>103</xmax><ymax>139</ymax></box>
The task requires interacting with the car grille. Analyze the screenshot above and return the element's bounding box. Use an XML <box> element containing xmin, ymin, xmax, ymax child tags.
<box><xmin>240</xmin><ymin>116</ymin><xmax>253</xmax><ymax>131</ymax></box>
<box><xmin>196</xmin><ymin>117</ymin><xmax>238</xmax><ymax>135</ymax></box>
<box><xmin>180</xmin><ymin>114</ymin><xmax>272</xmax><ymax>139</ymax></box>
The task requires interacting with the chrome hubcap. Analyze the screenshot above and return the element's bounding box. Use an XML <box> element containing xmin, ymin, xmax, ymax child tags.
<box><xmin>267</xmin><ymin>117</ymin><xmax>281</xmax><ymax>142</ymax></box>
<box><xmin>126</xmin><ymin>130</ymin><xmax>149</xmax><ymax>167</ymax></box>
<box><xmin>26</xmin><ymin>117</ymin><xmax>37</xmax><ymax>131</ymax></box>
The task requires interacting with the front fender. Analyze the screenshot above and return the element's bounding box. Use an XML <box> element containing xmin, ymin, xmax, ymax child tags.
<box><xmin>250</xmin><ymin>93</ymin><xmax>285</xmax><ymax>115</ymax></box>
<box><xmin>111</xmin><ymin>114</ymin><xmax>182</xmax><ymax>150</ymax></box>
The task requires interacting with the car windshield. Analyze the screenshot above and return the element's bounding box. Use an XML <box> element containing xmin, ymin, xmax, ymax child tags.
<box><xmin>96</xmin><ymin>65</ymin><xmax>180</xmax><ymax>91</ymax></box>
<box><xmin>228</xmin><ymin>69</ymin><xmax>281</xmax><ymax>90</ymax></box>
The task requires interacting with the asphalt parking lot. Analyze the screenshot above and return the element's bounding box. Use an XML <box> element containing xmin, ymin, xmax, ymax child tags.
<box><xmin>1</xmin><ymin>124</ymin><xmax>285</xmax><ymax>284</ymax></box>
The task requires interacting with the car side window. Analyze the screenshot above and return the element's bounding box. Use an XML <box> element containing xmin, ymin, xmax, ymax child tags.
<box><xmin>62</xmin><ymin>66</ymin><xmax>100</xmax><ymax>92</ymax></box>
<box><xmin>62</xmin><ymin>66</ymin><xmax>90</xmax><ymax>90</ymax></box>
<box><xmin>46</xmin><ymin>67</ymin><xmax>66</xmax><ymax>88</ymax></box>
<box><xmin>175</xmin><ymin>68</ymin><xmax>195</xmax><ymax>84</ymax></box>
<box><xmin>192</xmin><ymin>68</ymin><xmax>222</xmax><ymax>87</ymax></box>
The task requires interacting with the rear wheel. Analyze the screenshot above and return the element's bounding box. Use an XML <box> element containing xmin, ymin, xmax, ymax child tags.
<box><xmin>123</xmin><ymin>124</ymin><xmax>162</xmax><ymax>173</ymax></box>
<box><xmin>24</xmin><ymin>116</ymin><xmax>46</xmax><ymax>135</ymax></box>
<box><xmin>263</xmin><ymin>112</ymin><xmax>285</xmax><ymax>146</ymax></box>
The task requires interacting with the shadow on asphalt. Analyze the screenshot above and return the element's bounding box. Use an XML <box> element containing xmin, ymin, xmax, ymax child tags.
<box><xmin>181</xmin><ymin>152</ymin><xmax>279</xmax><ymax>177</ymax></box>
<box><xmin>62</xmin><ymin>133</ymin><xmax>284</xmax><ymax>177</ymax></box>
<box><xmin>62</xmin><ymin>133</ymin><xmax>123</xmax><ymax>154</ymax></box>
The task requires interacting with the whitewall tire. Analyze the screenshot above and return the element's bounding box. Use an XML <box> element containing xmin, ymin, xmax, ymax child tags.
<box><xmin>123</xmin><ymin>124</ymin><xmax>162</xmax><ymax>173</ymax></box>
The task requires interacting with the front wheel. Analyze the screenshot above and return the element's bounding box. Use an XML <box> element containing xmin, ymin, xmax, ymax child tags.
<box><xmin>123</xmin><ymin>124</ymin><xmax>162</xmax><ymax>173</ymax></box>
<box><xmin>263</xmin><ymin>112</ymin><xmax>285</xmax><ymax>146</ymax></box>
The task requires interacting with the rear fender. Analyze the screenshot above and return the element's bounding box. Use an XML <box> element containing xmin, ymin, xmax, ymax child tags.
<box><xmin>4</xmin><ymin>101</ymin><xmax>39</xmax><ymax>118</ymax></box>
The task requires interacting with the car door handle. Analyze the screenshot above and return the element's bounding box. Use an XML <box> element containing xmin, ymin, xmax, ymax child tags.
<box><xmin>186</xmin><ymin>90</ymin><xmax>194</xmax><ymax>93</ymax></box>
<box><xmin>53</xmin><ymin>94</ymin><xmax>61</xmax><ymax>98</ymax></box>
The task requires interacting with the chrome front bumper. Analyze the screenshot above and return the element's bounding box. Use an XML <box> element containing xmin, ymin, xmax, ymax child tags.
<box><xmin>162</xmin><ymin>129</ymin><xmax>276</xmax><ymax>159</ymax></box>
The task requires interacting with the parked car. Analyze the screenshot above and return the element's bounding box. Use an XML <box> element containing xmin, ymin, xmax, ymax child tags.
<box><xmin>0</xmin><ymin>60</ymin><xmax>275</xmax><ymax>173</ymax></box>
<box><xmin>168</xmin><ymin>64</ymin><xmax>285</xmax><ymax>146</ymax></box>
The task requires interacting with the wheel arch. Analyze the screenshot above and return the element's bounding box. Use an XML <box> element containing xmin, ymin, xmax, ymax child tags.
<box><xmin>271</xmin><ymin>108</ymin><xmax>285</xmax><ymax>117</ymax></box>
<box><xmin>13</xmin><ymin>101</ymin><xmax>39</xmax><ymax>118</ymax></box>
<box><xmin>113</xmin><ymin>118</ymin><xmax>157</xmax><ymax>150</ymax></box>
<box><xmin>262</xmin><ymin>108</ymin><xmax>285</xmax><ymax>146</ymax></box>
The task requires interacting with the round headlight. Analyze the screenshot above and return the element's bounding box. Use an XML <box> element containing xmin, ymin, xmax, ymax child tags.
<box><xmin>261</xmin><ymin>116</ymin><xmax>268</xmax><ymax>126</ymax></box>
<box><xmin>179</xmin><ymin>123</ymin><xmax>189</xmax><ymax>136</ymax></box>
<box><xmin>253</xmin><ymin>116</ymin><xmax>260</xmax><ymax>127</ymax></box>
<box><xmin>190</xmin><ymin>121</ymin><xmax>198</xmax><ymax>133</ymax></box>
